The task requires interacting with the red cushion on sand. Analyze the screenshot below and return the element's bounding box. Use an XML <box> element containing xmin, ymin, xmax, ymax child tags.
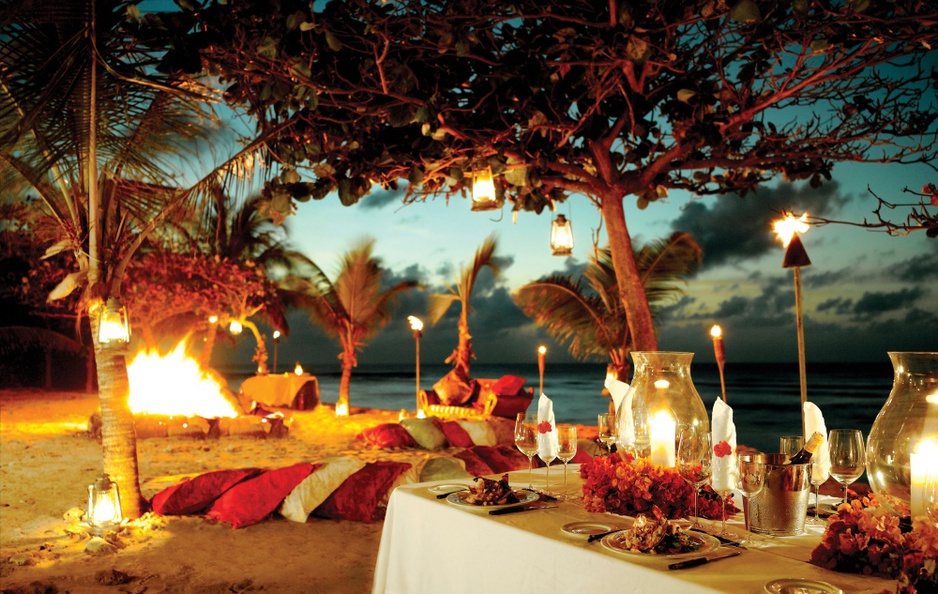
<box><xmin>453</xmin><ymin>449</ymin><xmax>494</xmax><ymax>477</ymax></box>
<box><xmin>469</xmin><ymin>445</ymin><xmax>532</xmax><ymax>473</ymax></box>
<box><xmin>151</xmin><ymin>468</ymin><xmax>262</xmax><ymax>516</ymax></box>
<box><xmin>491</xmin><ymin>375</ymin><xmax>527</xmax><ymax>396</ymax></box>
<box><xmin>207</xmin><ymin>462</ymin><xmax>317</xmax><ymax>529</ymax></box>
<box><xmin>358</xmin><ymin>423</ymin><xmax>418</xmax><ymax>449</ymax></box>
<box><xmin>570</xmin><ymin>449</ymin><xmax>593</xmax><ymax>464</ymax></box>
<box><xmin>438</xmin><ymin>421</ymin><xmax>474</xmax><ymax>448</ymax></box>
<box><xmin>314</xmin><ymin>461</ymin><xmax>411</xmax><ymax>522</ymax></box>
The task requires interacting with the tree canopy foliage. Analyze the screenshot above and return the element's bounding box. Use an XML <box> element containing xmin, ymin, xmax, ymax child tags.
<box><xmin>153</xmin><ymin>0</ymin><xmax>937</xmax><ymax>353</ymax></box>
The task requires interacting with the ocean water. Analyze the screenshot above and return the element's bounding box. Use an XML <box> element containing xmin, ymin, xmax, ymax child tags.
<box><xmin>221</xmin><ymin>361</ymin><xmax>895</xmax><ymax>455</ymax></box>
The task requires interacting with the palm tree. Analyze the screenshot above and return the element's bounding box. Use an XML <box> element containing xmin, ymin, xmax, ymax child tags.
<box><xmin>291</xmin><ymin>239</ymin><xmax>418</xmax><ymax>413</ymax></box>
<box><xmin>426</xmin><ymin>234</ymin><xmax>499</xmax><ymax>383</ymax></box>
<box><xmin>0</xmin><ymin>0</ymin><xmax>266</xmax><ymax>516</ymax></box>
<box><xmin>514</xmin><ymin>232</ymin><xmax>702</xmax><ymax>381</ymax></box>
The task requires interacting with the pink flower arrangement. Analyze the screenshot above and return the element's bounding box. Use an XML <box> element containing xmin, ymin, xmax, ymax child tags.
<box><xmin>578</xmin><ymin>452</ymin><xmax>737</xmax><ymax>520</ymax></box>
<box><xmin>810</xmin><ymin>493</ymin><xmax>938</xmax><ymax>594</ymax></box>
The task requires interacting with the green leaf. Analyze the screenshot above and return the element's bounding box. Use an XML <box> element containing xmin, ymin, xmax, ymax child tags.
<box><xmin>626</xmin><ymin>36</ymin><xmax>649</xmax><ymax>63</ymax></box>
<box><xmin>256</xmin><ymin>36</ymin><xmax>279</xmax><ymax>61</ymax></box>
<box><xmin>408</xmin><ymin>166</ymin><xmax>424</xmax><ymax>186</ymax></box>
<box><xmin>793</xmin><ymin>0</ymin><xmax>809</xmax><ymax>15</ymax></box>
<box><xmin>504</xmin><ymin>166</ymin><xmax>528</xmax><ymax>187</ymax></box>
<box><xmin>677</xmin><ymin>89</ymin><xmax>697</xmax><ymax>103</ymax></box>
<box><xmin>337</xmin><ymin>178</ymin><xmax>357</xmax><ymax>205</ymax></box>
<box><xmin>809</xmin><ymin>38</ymin><xmax>829</xmax><ymax>52</ymax></box>
<box><xmin>325</xmin><ymin>31</ymin><xmax>342</xmax><ymax>52</ymax></box>
<box><xmin>730</xmin><ymin>0</ymin><xmax>761</xmax><ymax>24</ymax></box>
<box><xmin>300</xmin><ymin>21</ymin><xmax>316</xmax><ymax>32</ymax></box>
<box><xmin>126</xmin><ymin>4</ymin><xmax>141</xmax><ymax>20</ymax></box>
<box><xmin>282</xmin><ymin>169</ymin><xmax>301</xmax><ymax>184</ymax></box>
<box><xmin>849</xmin><ymin>0</ymin><xmax>871</xmax><ymax>13</ymax></box>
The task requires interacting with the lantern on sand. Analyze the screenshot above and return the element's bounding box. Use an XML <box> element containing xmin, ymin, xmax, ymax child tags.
<box><xmin>87</xmin><ymin>473</ymin><xmax>122</xmax><ymax>532</ymax></box>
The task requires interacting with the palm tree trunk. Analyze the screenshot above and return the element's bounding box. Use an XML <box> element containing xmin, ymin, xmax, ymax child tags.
<box><xmin>338</xmin><ymin>355</ymin><xmax>353</xmax><ymax>411</ymax></box>
<box><xmin>601</xmin><ymin>194</ymin><xmax>658</xmax><ymax>352</ymax></box>
<box><xmin>93</xmin><ymin>338</ymin><xmax>144</xmax><ymax>519</ymax></box>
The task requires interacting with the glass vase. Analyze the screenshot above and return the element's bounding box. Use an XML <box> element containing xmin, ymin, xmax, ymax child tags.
<box><xmin>618</xmin><ymin>351</ymin><xmax>709</xmax><ymax>466</ymax></box>
<box><xmin>866</xmin><ymin>352</ymin><xmax>938</xmax><ymax>512</ymax></box>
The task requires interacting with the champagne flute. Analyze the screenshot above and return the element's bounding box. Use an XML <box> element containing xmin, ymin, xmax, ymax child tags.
<box><xmin>735</xmin><ymin>454</ymin><xmax>766</xmax><ymax>546</ymax></box>
<box><xmin>677</xmin><ymin>427</ymin><xmax>712</xmax><ymax>530</ymax></box>
<box><xmin>828</xmin><ymin>429</ymin><xmax>866</xmax><ymax>504</ymax></box>
<box><xmin>557</xmin><ymin>425</ymin><xmax>578</xmax><ymax>501</ymax></box>
<box><xmin>514</xmin><ymin>413</ymin><xmax>537</xmax><ymax>489</ymax></box>
<box><xmin>538</xmin><ymin>433</ymin><xmax>557</xmax><ymax>495</ymax></box>
<box><xmin>715</xmin><ymin>451</ymin><xmax>736</xmax><ymax>536</ymax></box>
<box><xmin>598</xmin><ymin>413</ymin><xmax>616</xmax><ymax>455</ymax></box>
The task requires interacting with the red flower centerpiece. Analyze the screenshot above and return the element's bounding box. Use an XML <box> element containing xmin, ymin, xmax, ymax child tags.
<box><xmin>810</xmin><ymin>493</ymin><xmax>938</xmax><ymax>594</ymax></box>
<box><xmin>578</xmin><ymin>452</ymin><xmax>737</xmax><ymax>520</ymax></box>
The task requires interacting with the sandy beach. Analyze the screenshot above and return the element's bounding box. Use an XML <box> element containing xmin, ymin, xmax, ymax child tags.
<box><xmin>0</xmin><ymin>389</ymin><xmax>457</xmax><ymax>594</ymax></box>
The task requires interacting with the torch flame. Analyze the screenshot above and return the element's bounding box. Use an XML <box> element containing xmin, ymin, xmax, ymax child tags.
<box><xmin>407</xmin><ymin>315</ymin><xmax>423</xmax><ymax>332</ymax></box>
<box><xmin>538</xmin><ymin>345</ymin><xmax>547</xmax><ymax>355</ymax></box>
<box><xmin>127</xmin><ymin>340</ymin><xmax>238</xmax><ymax>418</ymax></box>
<box><xmin>773</xmin><ymin>213</ymin><xmax>810</xmax><ymax>248</ymax></box>
<box><xmin>710</xmin><ymin>325</ymin><xmax>722</xmax><ymax>339</ymax></box>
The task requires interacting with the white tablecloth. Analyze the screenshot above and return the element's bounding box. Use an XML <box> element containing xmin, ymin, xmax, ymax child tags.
<box><xmin>239</xmin><ymin>373</ymin><xmax>319</xmax><ymax>408</ymax></box>
<box><xmin>373</xmin><ymin>466</ymin><xmax>892</xmax><ymax>594</ymax></box>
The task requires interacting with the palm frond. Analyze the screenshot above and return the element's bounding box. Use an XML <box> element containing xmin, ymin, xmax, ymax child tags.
<box><xmin>638</xmin><ymin>232</ymin><xmax>703</xmax><ymax>308</ymax></box>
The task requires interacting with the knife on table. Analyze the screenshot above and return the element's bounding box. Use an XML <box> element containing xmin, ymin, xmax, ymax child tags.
<box><xmin>668</xmin><ymin>547</ymin><xmax>742</xmax><ymax>570</ymax></box>
<box><xmin>489</xmin><ymin>504</ymin><xmax>557</xmax><ymax>516</ymax></box>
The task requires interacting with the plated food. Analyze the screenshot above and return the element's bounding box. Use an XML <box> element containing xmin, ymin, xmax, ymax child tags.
<box><xmin>463</xmin><ymin>475</ymin><xmax>521</xmax><ymax>506</ymax></box>
<box><xmin>601</xmin><ymin>506</ymin><xmax>717</xmax><ymax>558</ymax></box>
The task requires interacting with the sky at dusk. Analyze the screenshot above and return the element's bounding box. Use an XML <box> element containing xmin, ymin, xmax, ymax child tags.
<box><xmin>215</xmin><ymin>156</ymin><xmax>937</xmax><ymax>372</ymax></box>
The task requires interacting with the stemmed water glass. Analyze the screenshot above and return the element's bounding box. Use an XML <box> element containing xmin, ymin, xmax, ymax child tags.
<box><xmin>514</xmin><ymin>413</ymin><xmax>538</xmax><ymax>489</ymax></box>
<box><xmin>597</xmin><ymin>413</ymin><xmax>617</xmax><ymax>455</ymax></box>
<box><xmin>715</xmin><ymin>453</ymin><xmax>736</xmax><ymax>536</ymax></box>
<box><xmin>557</xmin><ymin>425</ymin><xmax>578</xmax><ymax>501</ymax></box>
<box><xmin>538</xmin><ymin>435</ymin><xmax>557</xmax><ymax>495</ymax></box>
<box><xmin>828</xmin><ymin>429</ymin><xmax>866</xmax><ymax>504</ymax></box>
<box><xmin>809</xmin><ymin>457</ymin><xmax>828</xmax><ymax>524</ymax></box>
<box><xmin>677</xmin><ymin>427</ymin><xmax>712</xmax><ymax>530</ymax></box>
<box><xmin>735</xmin><ymin>454</ymin><xmax>766</xmax><ymax>546</ymax></box>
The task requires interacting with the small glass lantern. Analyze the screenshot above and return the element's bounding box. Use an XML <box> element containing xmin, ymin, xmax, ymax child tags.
<box><xmin>97</xmin><ymin>298</ymin><xmax>130</xmax><ymax>345</ymax></box>
<box><xmin>229</xmin><ymin>320</ymin><xmax>243</xmax><ymax>335</ymax></box>
<box><xmin>87</xmin><ymin>473</ymin><xmax>122</xmax><ymax>531</ymax></box>
<box><xmin>550</xmin><ymin>214</ymin><xmax>574</xmax><ymax>256</ymax></box>
<box><xmin>471</xmin><ymin>167</ymin><xmax>499</xmax><ymax>212</ymax></box>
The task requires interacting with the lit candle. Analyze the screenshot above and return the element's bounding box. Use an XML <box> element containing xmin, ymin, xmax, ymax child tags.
<box><xmin>649</xmin><ymin>410</ymin><xmax>676</xmax><ymax>467</ymax></box>
<box><xmin>294</xmin><ymin>362</ymin><xmax>304</xmax><ymax>376</ymax></box>
<box><xmin>910</xmin><ymin>438</ymin><xmax>938</xmax><ymax>517</ymax></box>
<box><xmin>537</xmin><ymin>345</ymin><xmax>547</xmax><ymax>395</ymax></box>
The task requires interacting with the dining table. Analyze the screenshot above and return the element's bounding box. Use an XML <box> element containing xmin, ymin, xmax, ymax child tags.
<box><xmin>238</xmin><ymin>373</ymin><xmax>320</xmax><ymax>409</ymax></box>
<box><xmin>372</xmin><ymin>465</ymin><xmax>894</xmax><ymax>594</ymax></box>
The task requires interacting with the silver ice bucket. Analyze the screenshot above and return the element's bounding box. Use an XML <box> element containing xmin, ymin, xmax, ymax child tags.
<box><xmin>747</xmin><ymin>453</ymin><xmax>811</xmax><ymax>536</ymax></box>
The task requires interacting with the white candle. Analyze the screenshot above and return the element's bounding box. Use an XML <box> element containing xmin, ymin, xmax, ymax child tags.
<box><xmin>649</xmin><ymin>410</ymin><xmax>676</xmax><ymax>466</ymax></box>
<box><xmin>910</xmin><ymin>438</ymin><xmax>938</xmax><ymax>517</ymax></box>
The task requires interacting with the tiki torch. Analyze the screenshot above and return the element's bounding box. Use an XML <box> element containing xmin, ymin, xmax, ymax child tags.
<box><xmin>537</xmin><ymin>345</ymin><xmax>547</xmax><ymax>396</ymax></box>
<box><xmin>710</xmin><ymin>325</ymin><xmax>726</xmax><ymax>402</ymax></box>
<box><xmin>774</xmin><ymin>213</ymin><xmax>812</xmax><ymax>434</ymax></box>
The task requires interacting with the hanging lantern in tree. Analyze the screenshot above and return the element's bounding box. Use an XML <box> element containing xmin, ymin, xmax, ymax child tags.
<box><xmin>87</xmin><ymin>473</ymin><xmax>122</xmax><ymax>531</ymax></box>
<box><xmin>229</xmin><ymin>320</ymin><xmax>243</xmax><ymax>335</ymax></box>
<box><xmin>550</xmin><ymin>214</ymin><xmax>574</xmax><ymax>256</ymax></box>
<box><xmin>471</xmin><ymin>166</ymin><xmax>498</xmax><ymax>211</ymax></box>
<box><xmin>97</xmin><ymin>298</ymin><xmax>130</xmax><ymax>345</ymax></box>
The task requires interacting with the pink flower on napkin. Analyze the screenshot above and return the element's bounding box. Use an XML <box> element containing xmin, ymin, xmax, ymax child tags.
<box><xmin>713</xmin><ymin>440</ymin><xmax>732</xmax><ymax>458</ymax></box>
<box><xmin>538</xmin><ymin>421</ymin><xmax>553</xmax><ymax>434</ymax></box>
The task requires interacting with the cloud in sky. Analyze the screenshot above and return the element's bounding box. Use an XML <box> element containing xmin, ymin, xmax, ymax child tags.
<box><xmin>671</xmin><ymin>181</ymin><xmax>848</xmax><ymax>269</ymax></box>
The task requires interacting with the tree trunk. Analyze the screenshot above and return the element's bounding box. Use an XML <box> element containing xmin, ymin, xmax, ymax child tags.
<box><xmin>601</xmin><ymin>194</ymin><xmax>658</xmax><ymax>352</ymax></box>
<box><xmin>93</xmin><ymin>338</ymin><xmax>144</xmax><ymax>519</ymax></box>
<box><xmin>338</xmin><ymin>354</ymin><xmax>353</xmax><ymax>411</ymax></box>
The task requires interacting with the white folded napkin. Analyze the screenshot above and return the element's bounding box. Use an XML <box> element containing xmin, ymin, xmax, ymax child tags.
<box><xmin>605</xmin><ymin>376</ymin><xmax>634</xmax><ymax>447</ymax></box>
<box><xmin>537</xmin><ymin>393</ymin><xmax>559</xmax><ymax>460</ymax></box>
<box><xmin>710</xmin><ymin>398</ymin><xmax>738</xmax><ymax>493</ymax></box>
<box><xmin>803</xmin><ymin>401</ymin><xmax>831</xmax><ymax>484</ymax></box>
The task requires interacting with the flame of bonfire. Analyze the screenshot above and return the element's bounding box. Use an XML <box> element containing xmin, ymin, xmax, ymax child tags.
<box><xmin>127</xmin><ymin>341</ymin><xmax>239</xmax><ymax>418</ymax></box>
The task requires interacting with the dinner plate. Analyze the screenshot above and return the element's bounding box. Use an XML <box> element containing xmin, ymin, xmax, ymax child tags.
<box><xmin>427</xmin><ymin>483</ymin><xmax>470</xmax><ymax>495</ymax></box>
<box><xmin>600</xmin><ymin>529</ymin><xmax>720</xmax><ymax>561</ymax></box>
<box><xmin>560</xmin><ymin>521</ymin><xmax>623</xmax><ymax>540</ymax></box>
<box><xmin>763</xmin><ymin>578</ymin><xmax>843</xmax><ymax>594</ymax></box>
<box><xmin>445</xmin><ymin>489</ymin><xmax>538</xmax><ymax>512</ymax></box>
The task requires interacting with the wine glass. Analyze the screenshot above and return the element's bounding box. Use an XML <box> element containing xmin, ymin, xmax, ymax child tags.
<box><xmin>677</xmin><ymin>427</ymin><xmax>712</xmax><ymax>530</ymax></box>
<box><xmin>735</xmin><ymin>454</ymin><xmax>766</xmax><ymax>546</ymax></box>
<box><xmin>514</xmin><ymin>413</ymin><xmax>538</xmax><ymax>489</ymax></box>
<box><xmin>715</xmin><ymin>451</ymin><xmax>736</xmax><ymax>536</ymax></box>
<box><xmin>557</xmin><ymin>425</ymin><xmax>578</xmax><ymax>501</ymax></box>
<box><xmin>828</xmin><ymin>429</ymin><xmax>866</xmax><ymax>504</ymax></box>
<box><xmin>597</xmin><ymin>413</ymin><xmax>616</xmax><ymax>455</ymax></box>
<box><xmin>779</xmin><ymin>435</ymin><xmax>804</xmax><ymax>458</ymax></box>
<box><xmin>538</xmin><ymin>431</ymin><xmax>557</xmax><ymax>495</ymax></box>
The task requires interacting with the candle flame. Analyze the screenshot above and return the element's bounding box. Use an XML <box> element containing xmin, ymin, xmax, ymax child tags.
<box><xmin>294</xmin><ymin>362</ymin><xmax>303</xmax><ymax>375</ymax></box>
<box><xmin>654</xmin><ymin>379</ymin><xmax>670</xmax><ymax>389</ymax></box>
<box><xmin>710</xmin><ymin>325</ymin><xmax>722</xmax><ymax>339</ymax></box>
<box><xmin>773</xmin><ymin>213</ymin><xmax>810</xmax><ymax>247</ymax></box>
<box><xmin>407</xmin><ymin>315</ymin><xmax>424</xmax><ymax>332</ymax></box>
